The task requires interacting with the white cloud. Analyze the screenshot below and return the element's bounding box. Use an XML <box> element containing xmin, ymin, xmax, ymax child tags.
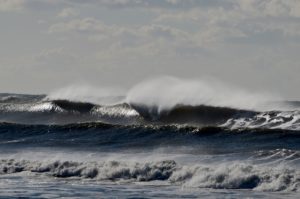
<box><xmin>0</xmin><ymin>0</ymin><xmax>24</xmax><ymax>12</ymax></box>
<box><xmin>46</xmin><ymin>0</ymin><xmax>300</xmax><ymax>64</ymax></box>
<box><xmin>34</xmin><ymin>48</ymin><xmax>77</xmax><ymax>68</ymax></box>
<box><xmin>57</xmin><ymin>7</ymin><xmax>79</xmax><ymax>18</ymax></box>
<box><xmin>48</xmin><ymin>17</ymin><xmax>202</xmax><ymax>60</ymax></box>
<box><xmin>140</xmin><ymin>24</ymin><xmax>188</xmax><ymax>40</ymax></box>
<box><xmin>48</xmin><ymin>18</ymin><xmax>110</xmax><ymax>33</ymax></box>
<box><xmin>237</xmin><ymin>0</ymin><xmax>300</xmax><ymax>18</ymax></box>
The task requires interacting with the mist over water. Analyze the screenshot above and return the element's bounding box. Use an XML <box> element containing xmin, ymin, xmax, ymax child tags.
<box><xmin>48</xmin><ymin>76</ymin><xmax>287</xmax><ymax>111</ymax></box>
<box><xmin>46</xmin><ymin>84</ymin><xmax>125</xmax><ymax>105</ymax></box>
<box><xmin>126</xmin><ymin>76</ymin><xmax>284</xmax><ymax>112</ymax></box>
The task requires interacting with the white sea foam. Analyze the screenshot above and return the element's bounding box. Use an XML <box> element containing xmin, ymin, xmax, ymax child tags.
<box><xmin>172</xmin><ymin>163</ymin><xmax>300</xmax><ymax>191</ymax></box>
<box><xmin>0</xmin><ymin>102</ymin><xmax>63</xmax><ymax>113</ymax></box>
<box><xmin>222</xmin><ymin>110</ymin><xmax>300</xmax><ymax>130</ymax></box>
<box><xmin>0</xmin><ymin>158</ymin><xmax>299</xmax><ymax>192</ymax></box>
<box><xmin>29</xmin><ymin>102</ymin><xmax>63</xmax><ymax>112</ymax></box>
<box><xmin>92</xmin><ymin>104</ymin><xmax>140</xmax><ymax>118</ymax></box>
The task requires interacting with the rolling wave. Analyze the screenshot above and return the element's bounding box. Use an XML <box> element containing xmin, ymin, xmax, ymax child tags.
<box><xmin>0</xmin><ymin>158</ymin><xmax>299</xmax><ymax>191</ymax></box>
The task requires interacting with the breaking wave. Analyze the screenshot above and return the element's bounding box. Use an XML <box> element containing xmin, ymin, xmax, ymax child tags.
<box><xmin>1</xmin><ymin>76</ymin><xmax>300</xmax><ymax>129</ymax></box>
<box><xmin>1</xmin><ymin>93</ymin><xmax>300</xmax><ymax>130</ymax></box>
<box><xmin>0</xmin><ymin>158</ymin><xmax>299</xmax><ymax>192</ymax></box>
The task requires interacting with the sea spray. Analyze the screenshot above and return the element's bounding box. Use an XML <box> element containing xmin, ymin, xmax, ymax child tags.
<box><xmin>126</xmin><ymin>76</ymin><xmax>283</xmax><ymax>113</ymax></box>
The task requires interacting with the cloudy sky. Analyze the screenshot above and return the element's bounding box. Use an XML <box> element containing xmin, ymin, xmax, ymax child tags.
<box><xmin>1</xmin><ymin>0</ymin><xmax>300</xmax><ymax>99</ymax></box>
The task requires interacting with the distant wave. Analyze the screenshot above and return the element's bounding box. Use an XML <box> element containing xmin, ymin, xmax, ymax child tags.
<box><xmin>0</xmin><ymin>93</ymin><xmax>300</xmax><ymax>130</ymax></box>
<box><xmin>0</xmin><ymin>93</ymin><xmax>45</xmax><ymax>104</ymax></box>
<box><xmin>0</xmin><ymin>97</ymin><xmax>141</xmax><ymax>125</ymax></box>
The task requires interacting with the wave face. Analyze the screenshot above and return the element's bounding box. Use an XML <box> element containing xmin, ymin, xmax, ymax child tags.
<box><xmin>1</xmin><ymin>91</ymin><xmax>300</xmax><ymax>196</ymax></box>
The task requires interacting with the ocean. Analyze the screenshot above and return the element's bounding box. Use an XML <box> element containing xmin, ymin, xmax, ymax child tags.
<box><xmin>0</xmin><ymin>92</ymin><xmax>300</xmax><ymax>198</ymax></box>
